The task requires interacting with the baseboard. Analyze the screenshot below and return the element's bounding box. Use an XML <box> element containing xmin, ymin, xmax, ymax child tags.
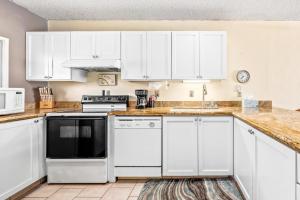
<box><xmin>7</xmin><ymin>177</ymin><xmax>47</xmax><ymax>200</ymax></box>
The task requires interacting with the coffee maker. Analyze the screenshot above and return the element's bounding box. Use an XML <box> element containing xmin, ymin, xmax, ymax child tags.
<box><xmin>135</xmin><ymin>90</ymin><xmax>148</xmax><ymax>109</ymax></box>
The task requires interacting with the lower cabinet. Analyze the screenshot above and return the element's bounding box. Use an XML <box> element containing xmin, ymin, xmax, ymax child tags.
<box><xmin>163</xmin><ymin>117</ymin><xmax>198</xmax><ymax>176</ymax></box>
<box><xmin>198</xmin><ymin>117</ymin><xmax>233</xmax><ymax>175</ymax></box>
<box><xmin>234</xmin><ymin>118</ymin><xmax>255</xmax><ymax>200</ymax></box>
<box><xmin>255</xmin><ymin>130</ymin><xmax>295</xmax><ymax>200</ymax></box>
<box><xmin>234</xmin><ymin>118</ymin><xmax>296</xmax><ymax>200</ymax></box>
<box><xmin>163</xmin><ymin>116</ymin><xmax>233</xmax><ymax>176</ymax></box>
<box><xmin>0</xmin><ymin>118</ymin><xmax>45</xmax><ymax>200</ymax></box>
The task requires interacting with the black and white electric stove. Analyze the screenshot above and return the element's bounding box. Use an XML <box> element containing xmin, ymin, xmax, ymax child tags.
<box><xmin>46</xmin><ymin>95</ymin><xmax>129</xmax><ymax>184</ymax></box>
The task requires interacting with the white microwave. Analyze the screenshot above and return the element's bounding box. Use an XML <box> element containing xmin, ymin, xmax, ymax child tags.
<box><xmin>0</xmin><ymin>88</ymin><xmax>25</xmax><ymax>115</ymax></box>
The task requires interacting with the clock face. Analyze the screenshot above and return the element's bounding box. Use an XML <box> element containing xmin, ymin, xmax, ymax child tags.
<box><xmin>237</xmin><ymin>70</ymin><xmax>250</xmax><ymax>83</ymax></box>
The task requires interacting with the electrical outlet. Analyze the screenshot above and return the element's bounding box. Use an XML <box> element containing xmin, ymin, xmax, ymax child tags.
<box><xmin>189</xmin><ymin>90</ymin><xmax>194</xmax><ymax>97</ymax></box>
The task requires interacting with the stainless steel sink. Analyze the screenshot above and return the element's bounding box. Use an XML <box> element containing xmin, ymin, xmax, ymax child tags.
<box><xmin>171</xmin><ymin>105</ymin><xmax>219</xmax><ymax>112</ymax></box>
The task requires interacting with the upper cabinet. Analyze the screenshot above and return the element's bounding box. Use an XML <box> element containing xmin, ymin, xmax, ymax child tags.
<box><xmin>26</xmin><ymin>32</ymin><xmax>49</xmax><ymax>81</ymax></box>
<box><xmin>121</xmin><ymin>32</ymin><xmax>147</xmax><ymax>80</ymax></box>
<box><xmin>199</xmin><ymin>32</ymin><xmax>227</xmax><ymax>79</ymax></box>
<box><xmin>26</xmin><ymin>32</ymin><xmax>86</xmax><ymax>82</ymax></box>
<box><xmin>172</xmin><ymin>32</ymin><xmax>200</xmax><ymax>80</ymax></box>
<box><xmin>71</xmin><ymin>31</ymin><xmax>120</xmax><ymax>60</ymax></box>
<box><xmin>26</xmin><ymin>31</ymin><xmax>227</xmax><ymax>81</ymax></box>
<box><xmin>121</xmin><ymin>31</ymin><xmax>172</xmax><ymax>80</ymax></box>
<box><xmin>172</xmin><ymin>31</ymin><xmax>227</xmax><ymax>80</ymax></box>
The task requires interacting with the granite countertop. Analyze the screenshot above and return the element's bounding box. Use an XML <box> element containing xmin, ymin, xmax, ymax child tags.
<box><xmin>111</xmin><ymin>107</ymin><xmax>300</xmax><ymax>153</ymax></box>
<box><xmin>1</xmin><ymin>106</ymin><xmax>300</xmax><ymax>153</ymax></box>
<box><xmin>0</xmin><ymin>107</ymin><xmax>81</xmax><ymax>124</ymax></box>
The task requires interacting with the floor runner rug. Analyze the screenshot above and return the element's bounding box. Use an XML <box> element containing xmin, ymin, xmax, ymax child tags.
<box><xmin>138</xmin><ymin>178</ymin><xmax>244</xmax><ymax>200</ymax></box>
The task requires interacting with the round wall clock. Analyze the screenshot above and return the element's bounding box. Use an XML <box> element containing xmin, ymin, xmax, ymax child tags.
<box><xmin>236</xmin><ymin>70</ymin><xmax>250</xmax><ymax>83</ymax></box>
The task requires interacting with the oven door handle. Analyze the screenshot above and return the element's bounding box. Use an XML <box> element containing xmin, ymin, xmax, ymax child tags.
<box><xmin>46</xmin><ymin>117</ymin><xmax>107</xmax><ymax>120</ymax></box>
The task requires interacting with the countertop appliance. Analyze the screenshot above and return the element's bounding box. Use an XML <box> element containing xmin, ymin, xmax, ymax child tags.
<box><xmin>0</xmin><ymin>88</ymin><xmax>24</xmax><ymax>115</ymax></box>
<box><xmin>135</xmin><ymin>90</ymin><xmax>148</xmax><ymax>109</ymax></box>
<box><xmin>114</xmin><ymin>117</ymin><xmax>162</xmax><ymax>177</ymax></box>
<box><xmin>46</xmin><ymin>95</ymin><xmax>129</xmax><ymax>183</ymax></box>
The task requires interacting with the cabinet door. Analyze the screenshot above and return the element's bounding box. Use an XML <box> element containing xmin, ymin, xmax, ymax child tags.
<box><xmin>172</xmin><ymin>32</ymin><xmax>200</xmax><ymax>80</ymax></box>
<box><xmin>95</xmin><ymin>32</ymin><xmax>120</xmax><ymax>59</ymax></box>
<box><xmin>146</xmin><ymin>32</ymin><xmax>171</xmax><ymax>80</ymax></box>
<box><xmin>26</xmin><ymin>32</ymin><xmax>49</xmax><ymax>80</ymax></box>
<box><xmin>163</xmin><ymin>117</ymin><xmax>198</xmax><ymax>176</ymax></box>
<box><xmin>70</xmin><ymin>32</ymin><xmax>94</xmax><ymax>59</ymax></box>
<box><xmin>49</xmin><ymin>32</ymin><xmax>71</xmax><ymax>80</ymax></box>
<box><xmin>255</xmin><ymin>130</ymin><xmax>296</xmax><ymax>200</ymax></box>
<box><xmin>199</xmin><ymin>32</ymin><xmax>227</xmax><ymax>79</ymax></box>
<box><xmin>234</xmin><ymin>118</ymin><xmax>255</xmax><ymax>200</ymax></box>
<box><xmin>35</xmin><ymin>118</ymin><xmax>46</xmax><ymax>179</ymax></box>
<box><xmin>198</xmin><ymin>117</ymin><xmax>233</xmax><ymax>176</ymax></box>
<box><xmin>0</xmin><ymin>119</ymin><xmax>37</xmax><ymax>199</ymax></box>
<box><xmin>121</xmin><ymin>32</ymin><xmax>147</xmax><ymax>80</ymax></box>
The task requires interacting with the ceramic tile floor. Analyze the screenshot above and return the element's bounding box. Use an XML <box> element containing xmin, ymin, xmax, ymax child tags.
<box><xmin>23</xmin><ymin>180</ymin><xmax>146</xmax><ymax>200</ymax></box>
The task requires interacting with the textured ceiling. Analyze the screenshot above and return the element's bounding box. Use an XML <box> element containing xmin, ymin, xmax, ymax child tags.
<box><xmin>10</xmin><ymin>0</ymin><xmax>300</xmax><ymax>20</ymax></box>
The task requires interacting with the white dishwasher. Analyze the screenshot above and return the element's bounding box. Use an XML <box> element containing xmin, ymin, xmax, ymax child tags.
<box><xmin>114</xmin><ymin>117</ymin><xmax>162</xmax><ymax>177</ymax></box>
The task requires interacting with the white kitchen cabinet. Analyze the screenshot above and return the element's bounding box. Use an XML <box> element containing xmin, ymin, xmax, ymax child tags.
<box><xmin>163</xmin><ymin>117</ymin><xmax>198</xmax><ymax>176</ymax></box>
<box><xmin>234</xmin><ymin>118</ymin><xmax>256</xmax><ymax>200</ymax></box>
<box><xmin>172</xmin><ymin>31</ymin><xmax>227</xmax><ymax>80</ymax></box>
<box><xmin>26</xmin><ymin>32</ymin><xmax>49</xmax><ymax>80</ymax></box>
<box><xmin>35</xmin><ymin>118</ymin><xmax>46</xmax><ymax>179</ymax></box>
<box><xmin>199</xmin><ymin>32</ymin><xmax>227</xmax><ymax>79</ymax></box>
<box><xmin>255</xmin><ymin>129</ymin><xmax>296</xmax><ymax>200</ymax></box>
<box><xmin>297</xmin><ymin>184</ymin><xmax>300</xmax><ymax>200</ymax></box>
<box><xmin>49</xmin><ymin>32</ymin><xmax>72</xmax><ymax>80</ymax></box>
<box><xmin>121</xmin><ymin>32</ymin><xmax>147</xmax><ymax>80</ymax></box>
<box><xmin>234</xmin><ymin>118</ymin><xmax>296</xmax><ymax>200</ymax></box>
<box><xmin>121</xmin><ymin>31</ymin><xmax>171</xmax><ymax>80</ymax></box>
<box><xmin>70</xmin><ymin>32</ymin><xmax>94</xmax><ymax>60</ymax></box>
<box><xmin>198</xmin><ymin>117</ymin><xmax>233</xmax><ymax>176</ymax></box>
<box><xmin>172</xmin><ymin>32</ymin><xmax>200</xmax><ymax>80</ymax></box>
<box><xmin>95</xmin><ymin>32</ymin><xmax>120</xmax><ymax>59</ymax></box>
<box><xmin>0</xmin><ymin>118</ymin><xmax>45</xmax><ymax>200</ymax></box>
<box><xmin>26</xmin><ymin>32</ymin><xmax>86</xmax><ymax>82</ymax></box>
<box><xmin>146</xmin><ymin>32</ymin><xmax>171</xmax><ymax>80</ymax></box>
<box><xmin>71</xmin><ymin>31</ymin><xmax>120</xmax><ymax>60</ymax></box>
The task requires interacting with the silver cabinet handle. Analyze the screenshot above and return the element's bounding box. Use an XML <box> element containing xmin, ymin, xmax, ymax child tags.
<box><xmin>198</xmin><ymin>118</ymin><xmax>202</xmax><ymax>122</ymax></box>
<box><xmin>44</xmin><ymin>76</ymin><xmax>49</xmax><ymax>79</ymax></box>
<box><xmin>248</xmin><ymin>129</ymin><xmax>255</xmax><ymax>135</ymax></box>
<box><xmin>194</xmin><ymin>118</ymin><xmax>198</xmax><ymax>122</ymax></box>
<box><xmin>34</xmin><ymin>119</ymin><xmax>39</xmax><ymax>123</ymax></box>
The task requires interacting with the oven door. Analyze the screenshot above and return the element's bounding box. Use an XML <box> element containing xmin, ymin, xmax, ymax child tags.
<box><xmin>46</xmin><ymin>117</ymin><xmax>107</xmax><ymax>159</ymax></box>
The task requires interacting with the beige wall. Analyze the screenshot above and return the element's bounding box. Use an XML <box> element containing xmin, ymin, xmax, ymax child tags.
<box><xmin>48</xmin><ymin>20</ymin><xmax>300</xmax><ymax>110</ymax></box>
<box><xmin>0</xmin><ymin>0</ymin><xmax>47</xmax><ymax>103</ymax></box>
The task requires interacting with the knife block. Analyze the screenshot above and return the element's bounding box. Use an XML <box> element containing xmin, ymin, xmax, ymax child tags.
<box><xmin>40</xmin><ymin>95</ymin><xmax>55</xmax><ymax>109</ymax></box>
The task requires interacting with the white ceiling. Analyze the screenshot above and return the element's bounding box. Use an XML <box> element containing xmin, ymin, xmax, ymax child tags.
<box><xmin>10</xmin><ymin>0</ymin><xmax>300</xmax><ymax>20</ymax></box>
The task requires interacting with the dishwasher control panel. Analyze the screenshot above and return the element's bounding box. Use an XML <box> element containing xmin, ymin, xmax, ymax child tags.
<box><xmin>114</xmin><ymin>117</ymin><xmax>161</xmax><ymax>129</ymax></box>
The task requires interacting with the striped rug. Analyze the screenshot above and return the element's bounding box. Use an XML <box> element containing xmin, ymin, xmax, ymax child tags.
<box><xmin>138</xmin><ymin>178</ymin><xmax>244</xmax><ymax>200</ymax></box>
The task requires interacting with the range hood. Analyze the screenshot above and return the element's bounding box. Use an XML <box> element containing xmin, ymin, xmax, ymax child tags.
<box><xmin>63</xmin><ymin>59</ymin><xmax>121</xmax><ymax>72</ymax></box>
